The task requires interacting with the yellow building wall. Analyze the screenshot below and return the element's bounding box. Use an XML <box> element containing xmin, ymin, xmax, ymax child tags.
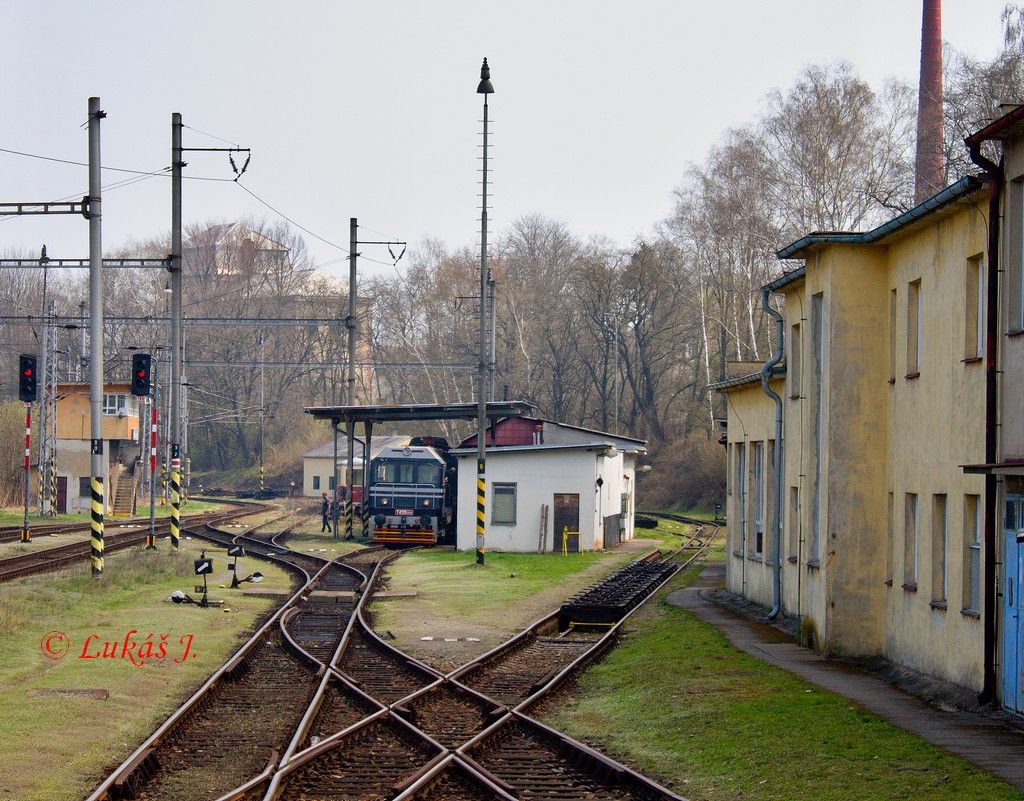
<box><xmin>779</xmin><ymin>263</ymin><xmax>829</xmax><ymax>649</ymax></box>
<box><xmin>55</xmin><ymin>391</ymin><xmax>140</xmax><ymax>442</ymax></box>
<box><xmin>882</xmin><ymin>203</ymin><xmax>987</xmax><ymax>689</ymax></box>
<box><xmin>818</xmin><ymin>245</ymin><xmax>890</xmax><ymax>656</ymax></box>
<box><xmin>303</xmin><ymin>456</ymin><xmax>361</xmax><ymax>497</ymax></box>
<box><xmin>722</xmin><ymin>377</ymin><xmax>784</xmax><ymax>607</ymax></box>
<box><xmin>723</xmin><ymin>194</ymin><xmax>988</xmax><ymax>689</ymax></box>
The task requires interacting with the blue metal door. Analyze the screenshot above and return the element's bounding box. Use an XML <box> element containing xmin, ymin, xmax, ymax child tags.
<box><xmin>1003</xmin><ymin>496</ymin><xmax>1024</xmax><ymax>712</ymax></box>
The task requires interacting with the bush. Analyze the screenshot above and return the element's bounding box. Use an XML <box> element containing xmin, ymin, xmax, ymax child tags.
<box><xmin>639</xmin><ymin>431</ymin><xmax>725</xmax><ymax>511</ymax></box>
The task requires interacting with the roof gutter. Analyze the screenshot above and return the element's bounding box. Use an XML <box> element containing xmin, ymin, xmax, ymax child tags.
<box><xmin>776</xmin><ymin>175</ymin><xmax>984</xmax><ymax>260</ymax></box>
<box><xmin>965</xmin><ymin>138</ymin><xmax>1001</xmax><ymax>706</ymax></box>
<box><xmin>761</xmin><ymin>286</ymin><xmax>785</xmax><ymax>621</ymax></box>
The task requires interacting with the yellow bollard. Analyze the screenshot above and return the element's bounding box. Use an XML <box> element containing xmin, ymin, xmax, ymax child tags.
<box><xmin>562</xmin><ymin>525</ymin><xmax>569</xmax><ymax>556</ymax></box>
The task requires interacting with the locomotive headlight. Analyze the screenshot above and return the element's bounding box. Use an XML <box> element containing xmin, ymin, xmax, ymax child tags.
<box><xmin>381</xmin><ymin>498</ymin><xmax>389</xmax><ymax>506</ymax></box>
<box><xmin>422</xmin><ymin>499</ymin><xmax>430</xmax><ymax>507</ymax></box>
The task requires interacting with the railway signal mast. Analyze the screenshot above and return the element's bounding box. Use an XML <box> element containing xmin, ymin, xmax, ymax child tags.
<box><xmin>18</xmin><ymin>354</ymin><xmax>37</xmax><ymax>543</ymax></box>
<box><xmin>129</xmin><ymin>353</ymin><xmax>157</xmax><ymax>547</ymax></box>
<box><xmin>475</xmin><ymin>58</ymin><xmax>494</xmax><ymax>565</ymax></box>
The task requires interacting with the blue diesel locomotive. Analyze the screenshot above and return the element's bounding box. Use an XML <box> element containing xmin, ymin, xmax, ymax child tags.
<box><xmin>367</xmin><ymin>445</ymin><xmax>455</xmax><ymax>545</ymax></box>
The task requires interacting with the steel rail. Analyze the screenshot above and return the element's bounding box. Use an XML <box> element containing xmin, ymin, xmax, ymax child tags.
<box><xmin>0</xmin><ymin>503</ymin><xmax>268</xmax><ymax>582</ymax></box>
<box><xmin>259</xmin><ymin>543</ymin><xmax>706</xmax><ymax>801</ymax></box>
<box><xmin>83</xmin><ymin>516</ymin><xmax>325</xmax><ymax>801</ymax></box>
<box><xmin>82</xmin><ymin>501</ymin><xmax>358</xmax><ymax>801</ymax></box>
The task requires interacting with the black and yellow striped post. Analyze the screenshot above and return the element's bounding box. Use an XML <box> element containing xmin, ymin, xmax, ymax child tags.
<box><xmin>361</xmin><ymin>424</ymin><xmax>372</xmax><ymax>538</ymax></box>
<box><xmin>476</xmin><ymin>459</ymin><xmax>486</xmax><ymax>564</ymax></box>
<box><xmin>49</xmin><ymin>456</ymin><xmax>57</xmax><ymax>518</ymax></box>
<box><xmin>169</xmin><ymin>453</ymin><xmax>181</xmax><ymax>549</ymax></box>
<box><xmin>90</xmin><ymin>477</ymin><xmax>104</xmax><ymax>575</ymax></box>
<box><xmin>344</xmin><ymin>496</ymin><xmax>353</xmax><ymax>541</ymax></box>
<box><xmin>360</xmin><ymin>497</ymin><xmax>370</xmax><ymax>539</ymax></box>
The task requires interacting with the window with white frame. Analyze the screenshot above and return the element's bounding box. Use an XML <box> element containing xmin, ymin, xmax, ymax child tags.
<box><xmin>904</xmin><ymin>493</ymin><xmax>919</xmax><ymax>586</ymax></box>
<box><xmin>102</xmin><ymin>393</ymin><xmax>129</xmax><ymax>416</ymax></box>
<box><xmin>931</xmin><ymin>494</ymin><xmax>947</xmax><ymax>605</ymax></box>
<box><xmin>965</xmin><ymin>255</ymin><xmax>984</xmax><ymax>359</ymax></box>
<box><xmin>789</xmin><ymin>323</ymin><xmax>802</xmax><ymax>399</ymax></box>
<box><xmin>963</xmin><ymin>494</ymin><xmax>982</xmax><ymax>614</ymax></box>
<box><xmin>492</xmin><ymin>483</ymin><xmax>517</xmax><ymax>525</ymax></box>
<box><xmin>753</xmin><ymin>441</ymin><xmax>764</xmax><ymax>558</ymax></box>
<box><xmin>907</xmin><ymin>279</ymin><xmax>922</xmax><ymax>377</ymax></box>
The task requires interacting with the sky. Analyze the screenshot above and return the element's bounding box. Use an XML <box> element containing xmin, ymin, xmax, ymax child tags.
<box><xmin>0</xmin><ymin>1</ymin><xmax>1014</xmax><ymax>281</ymax></box>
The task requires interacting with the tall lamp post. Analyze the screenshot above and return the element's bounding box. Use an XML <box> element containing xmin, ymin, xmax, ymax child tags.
<box><xmin>475</xmin><ymin>58</ymin><xmax>493</xmax><ymax>566</ymax></box>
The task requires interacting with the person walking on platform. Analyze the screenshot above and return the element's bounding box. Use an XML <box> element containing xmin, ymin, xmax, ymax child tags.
<box><xmin>320</xmin><ymin>492</ymin><xmax>332</xmax><ymax>533</ymax></box>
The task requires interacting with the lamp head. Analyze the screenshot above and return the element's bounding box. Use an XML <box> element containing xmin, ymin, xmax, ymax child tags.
<box><xmin>477</xmin><ymin>58</ymin><xmax>494</xmax><ymax>94</ymax></box>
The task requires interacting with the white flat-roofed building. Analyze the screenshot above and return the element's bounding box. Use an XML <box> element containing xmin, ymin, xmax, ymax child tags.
<box><xmin>452</xmin><ymin>418</ymin><xmax>646</xmax><ymax>552</ymax></box>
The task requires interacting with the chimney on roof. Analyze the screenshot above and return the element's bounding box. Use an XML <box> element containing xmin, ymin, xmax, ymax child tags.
<box><xmin>914</xmin><ymin>0</ymin><xmax>944</xmax><ymax>203</ymax></box>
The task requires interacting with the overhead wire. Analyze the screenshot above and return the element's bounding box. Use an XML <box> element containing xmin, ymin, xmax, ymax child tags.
<box><xmin>182</xmin><ymin>124</ymin><xmax>240</xmax><ymax>148</ymax></box>
<box><xmin>0</xmin><ymin>145</ymin><xmax>233</xmax><ymax>182</ymax></box>
<box><xmin>234</xmin><ymin>182</ymin><xmax>394</xmax><ymax>267</ymax></box>
<box><xmin>1</xmin><ymin>144</ymin><xmax>403</xmax><ymax>269</ymax></box>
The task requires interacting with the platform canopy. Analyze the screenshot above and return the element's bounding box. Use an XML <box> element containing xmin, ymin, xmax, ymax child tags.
<box><xmin>304</xmin><ymin>400</ymin><xmax>535</xmax><ymax>425</ymax></box>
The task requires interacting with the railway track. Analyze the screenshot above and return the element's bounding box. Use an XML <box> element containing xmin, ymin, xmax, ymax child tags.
<box><xmin>336</xmin><ymin>620</ymin><xmax>440</xmax><ymax>703</ymax></box>
<box><xmin>0</xmin><ymin>514</ymin><xmax>159</xmax><ymax>543</ymax></box>
<box><xmin>461</xmin><ymin>715</ymin><xmax>672</xmax><ymax>801</ymax></box>
<box><xmin>87</xmin><ymin>514</ymin><xmax>370</xmax><ymax>801</ymax></box>
<box><xmin>640</xmin><ymin>509</ymin><xmax>723</xmax><ymax>529</ymax></box>
<box><xmin>0</xmin><ymin>504</ymin><xmax>273</xmax><ymax>583</ymax></box>
<box><xmin>261</xmin><ymin>544</ymin><xmax>700</xmax><ymax>801</ymax></box>
<box><xmin>92</xmin><ymin>529</ymin><xmax>711</xmax><ymax>801</ymax></box>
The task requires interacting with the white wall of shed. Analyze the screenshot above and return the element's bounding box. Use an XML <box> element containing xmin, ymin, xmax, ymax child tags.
<box><xmin>455</xmin><ymin>448</ymin><xmax>633</xmax><ymax>552</ymax></box>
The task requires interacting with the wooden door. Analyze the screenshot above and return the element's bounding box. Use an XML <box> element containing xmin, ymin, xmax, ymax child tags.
<box><xmin>56</xmin><ymin>476</ymin><xmax>68</xmax><ymax>514</ymax></box>
<box><xmin>554</xmin><ymin>493</ymin><xmax>580</xmax><ymax>553</ymax></box>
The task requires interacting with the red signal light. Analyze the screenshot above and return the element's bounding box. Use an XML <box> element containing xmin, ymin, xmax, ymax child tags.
<box><xmin>137</xmin><ymin>371</ymin><xmax>145</xmax><ymax>378</ymax></box>
<box><xmin>23</xmin><ymin>369</ymin><xmax>32</xmax><ymax>377</ymax></box>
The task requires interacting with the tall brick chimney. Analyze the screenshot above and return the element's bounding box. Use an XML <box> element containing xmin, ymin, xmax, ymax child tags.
<box><xmin>914</xmin><ymin>0</ymin><xmax>944</xmax><ymax>202</ymax></box>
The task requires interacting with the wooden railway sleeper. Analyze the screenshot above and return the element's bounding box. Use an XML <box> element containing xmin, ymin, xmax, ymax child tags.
<box><xmin>391</xmin><ymin>750</ymin><xmax>449</xmax><ymax>794</ymax></box>
<box><xmin>453</xmin><ymin>752</ymin><xmax>519</xmax><ymax>797</ymax></box>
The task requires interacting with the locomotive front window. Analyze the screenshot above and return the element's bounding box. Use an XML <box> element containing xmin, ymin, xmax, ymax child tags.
<box><xmin>417</xmin><ymin>464</ymin><xmax>441</xmax><ymax>484</ymax></box>
<box><xmin>398</xmin><ymin>463</ymin><xmax>415</xmax><ymax>483</ymax></box>
<box><xmin>376</xmin><ymin>463</ymin><xmax>398</xmax><ymax>482</ymax></box>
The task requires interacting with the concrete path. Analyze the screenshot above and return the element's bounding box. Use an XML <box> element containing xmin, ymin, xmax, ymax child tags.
<box><xmin>667</xmin><ymin>564</ymin><xmax>1024</xmax><ymax>792</ymax></box>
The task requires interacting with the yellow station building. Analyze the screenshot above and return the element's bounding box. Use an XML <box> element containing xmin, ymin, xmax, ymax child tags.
<box><xmin>714</xmin><ymin>106</ymin><xmax>1024</xmax><ymax>710</ymax></box>
<box><xmin>54</xmin><ymin>381</ymin><xmax>142</xmax><ymax>515</ymax></box>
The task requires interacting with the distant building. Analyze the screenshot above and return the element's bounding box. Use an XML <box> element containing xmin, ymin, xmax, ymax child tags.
<box><xmin>54</xmin><ymin>382</ymin><xmax>141</xmax><ymax>515</ymax></box>
<box><xmin>184</xmin><ymin>222</ymin><xmax>289</xmax><ymax>279</ymax></box>
<box><xmin>302</xmin><ymin>435</ymin><xmax>410</xmax><ymax>497</ymax></box>
<box><xmin>452</xmin><ymin>417</ymin><xmax>646</xmax><ymax>552</ymax></box>
<box><xmin>712</xmin><ymin>104</ymin><xmax>1024</xmax><ymax>713</ymax></box>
